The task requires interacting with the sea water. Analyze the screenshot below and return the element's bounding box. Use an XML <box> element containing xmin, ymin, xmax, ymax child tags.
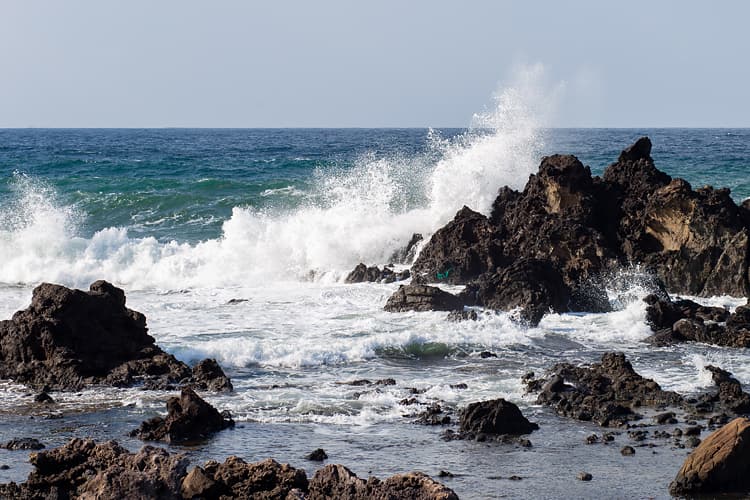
<box><xmin>0</xmin><ymin>122</ymin><xmax>748</xmax><ymax>498</ymax></box>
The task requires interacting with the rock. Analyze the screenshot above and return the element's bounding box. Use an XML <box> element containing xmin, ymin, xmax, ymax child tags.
<box><xmin>3</xmin><ymin>438</ymin><xmax>44</xmax><ymax>450</ymax></box>
<box><xmin>345</xmin><ymin>263</ymin><xmax>410</xmax><ymax>284</ymax></box>
<box><xmin>201</xmin><ymin>457</ymin><xmax>308</xmax><ymax>499</ymax></box>
<box><xmin>384</xmin><ymin>285</ymin><xmax>464</xmax><ymax>312</ymax></box>
<box><xmin>459</xmin><ymin>399</ymin><xmax>539</xmax><ymax>437</ymax></box>
<box><xmin>654</xmin><ymin>411</ymin><xmax>677</xmax><ymax>424</ymax></box>
<box><xmin>414</xmin><ymin>403</ymin><xmax>451</xmax><ymax>426</ymax></box>
<box><xmin>33</xmin><ymin>392</ymin><xmax>54</xmax><ymax>404</ymax></box>
<box><xmin>306</xmin><ymin>448</ymin><xmax>328</xmax><ymax>461</ymax></box>
<box><xmin>438</xmin><ymin>470</ymin><xmax>454</xmax><ymax>478</ymax></box>
<box><xmin>0</xmin><ymin>465</ymin><xmax>8</xmax><ymax>470</ymax></box>
<box><xmin>670</xmin><ymin>417</ymin><xmax>750</xmax><ymax>495</ymax></box>
<box><xmin>0</xmin><ymin>281</ymin><xmax>231</xmax><ymax>392</ymax></box>
<box><xmin>412</xmin><ymin>206</ymin><xmax>504</xmax><ymax>285</ymax></box>
<box><xmin>479</xmin><ymin>351</ymin><xmax>497</xmax><ymax>358</ymax></box>
<box><xmin>0</xmin><ymin>438</ymin><xmax>188</xmax><ymax>499</ymax></box>
<box><xmin>180</xmin><ymin>466</ymin><xmax>219</xmax><ymax>499</ymax></box>
<box><xmin>308</xmin><ymin>464</ymin><xmax>458</xmax><ymax>500</ymax></box>
<box><xmin>577</xmin><ymin>471</ymin><xmax>593</xmax><ymax>481</ymax></box>
<box><xmin>446</xmin><ymin>309</ymin><xmax>478</xmax><ymax>322</ymax></box>
<box><xmin>390</xmin><ymin>233</ymin><xmax>424</xmax><ymax>264</ymax></box>
<box><xmin>130</xmin><ymin>388</ymin><xmax>234</xmax><ymax>443</ymax></box>
<box><xmin>461</xmin><ymin>258</ymin><xmax>571</xmax><ymax>325</ymax></box>
<box><xmin>189</xmin><ymin>358</ymin><xmax>233</xmax><ymax>392</ymax></box>
<box><xmin>528</xmin><ymin>352</ymin><xmax>683</xmax><ymax>427</ymax></box>
<box><xmin>620</xmin><ymin>446</ymin><xmax>635</xmax><ymax>456</ymax></box>
<box><xmin>696</xmin><ymin>366</ymin><xmax>750</xmax><ymax>415</ymax></box>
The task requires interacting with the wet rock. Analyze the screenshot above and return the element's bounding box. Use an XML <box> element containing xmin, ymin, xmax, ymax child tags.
<box><xmin>414</xmin><ymin>403</ymin><xmax>451</xmax><ymax>425</ymax></box>
<box><xmin>479</xmin><ymin>351</ymin><xmax>497</xmax><ymax>358</ymax></box>
<box><xmin>190</xmin><ymin>358</ymin><xmax>233</xmax><ymax>392</ymax></box>
<box><xmin>685</xmin><ymin>436</ymin><xmax>701</xmax><ymax>448</ymax></box>
<box><xmin>459</xmin><ymin>399</ymin><xmax>539</xmax><ymax>437</ymax></box>
<box><xmin>446</xmin><ymin>309</ymin><xmax>478</xmax><ymax>322</ymax></box>
<box><xmin>33</xmin><ymin>392</ymin><xmax>54</xmax><ymax>404</ymax></box>
<box><xmin>437</xmin><ymin>470</ymin><xmax>454</xmax><ymax>478</ymax></box>
<box><xmin>620</xmin><ymin>446</ymin><xmax>635</xmax><ymax>456</ymax></box>
<box><xmin>308</xmin><ymin>464</ymin><xmax>458</xmax><ymax>500</ymax></box>
<box><xmin>0</xmin><ymin>438</ymin><xmax>188</xmax><ymax>499</ymax></box>
<box><xmin>670</xmin><ymin>417</ymin><xmax>750</xmax><ymax>495</ymax></box>
<box><xmin>461</xmin><ymin>258</ymin><xmax>571</xmax><ymax>325</ymax></box>
<box><xmin>450</xmin><ymin>383</ymin><xmax>468</xmax><ymax>390</ymax></box>
<box><xmin>528</xmin><ymin>352</ymin><xmax>683</xmax><ymax>427</ymax></box>
<box><xmin>345</xmin><ymin>263</ymin><xmax>410</xmax><ymax>284</ymax></box>
<box><xmin>577</xmin><ymin>471</ymin><xmax>593</xmax><ymax>481</ymax></box>
<box><xmin>384</xmin><ymin>284</ymin><xmax>464</xmax><ymax>312</ymax></box>
<box><xmin>130</xmin><ymin>388</ymin><xmax>234</xmax><ymax>443</ymax></box>
<box><xmin>202</xmin><ymin>457</ymin><xmax>308</xmax><ymax>499</ymax></box>
<box><xmin>3</xmin><ymin>438</ymin><xmax>44</xmax><ymax>450</ymax></box>
<box><xmin>0</xmin><ymin>281</ymin><xmax>231</xmax><ymax>392</ymax></box>
<box><xmin>695</xmin><ymin>366</ymin><xmax>750</xmax><ymax>415</ymax></box>
<box><xmin>585</xmin><ymin>434</ymin><xmax>599</xmax><ymax>444</ymax></box>
<box><xmin>306</xmin><ymin>448</ymin><xmax>328</xmax><ymax>461</ymax></box>
<box><xmin>391</xmin><ymin>233</ymin><xmax>424</xmax><ymax>264</ymax></box>
<box><xmin>0</xmin><ymin>465</ymin><xmax>8</xmax><ymax>470</ymax></box>
<box><xmin>411</xmin><ymin>207</ymin><xmax>503</xmax><ymax>285</ymax></box>
<box><xmin>654</xmin><ymin>411</ymin><xmax>677</xmax><ymax>424</ymax></box>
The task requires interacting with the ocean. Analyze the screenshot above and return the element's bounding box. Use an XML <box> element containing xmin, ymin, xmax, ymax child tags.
<box><xmin>0</xmin><ymin>126</ymin><xmax>748</xmax><ymax>498</ymax></box>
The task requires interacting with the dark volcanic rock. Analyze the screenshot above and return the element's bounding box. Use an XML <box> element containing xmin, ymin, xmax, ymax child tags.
<box><xmin>201</xmin><ymin>457</ymin><xmax>308</xmax><ymax>499</ymax></box>
<box><xmin>345</xmin><ymin>263</ymin><xmax>410</xmax><ymax>284</ymax></box>
<box><xmin>0</xmin><ymin>438</ymin><xmax>188</xmax><ymax>500</ymax></box>
<box><xmin>459</xmin><ymin>399</ymin><xmax>538</xmax><ymax>437</ymax></box>
<box><xmin>528</xmin><ymin>352</ymin><xmax>683</xmax><ymax>427</ymax></box>
<box><xmin>190</xmin><ymin>358</ymin><xmax>233</xmax><ymax>392</ymax></box>
<box><xmin>412</xmin><ymin>206</ymin><xmax>504</xmax><ymax>284</ymax></box>
<box><xmin>384</xmin><ymin>284</ymin><xmax>464</xmax><ymax>312</ymax></box>
<box><xmin>670</xmin><ymin>417</ymin><xmax>750</xmax><ymax>495</ymax></box>
<box><xmin>0</xmin><ymin>281</ymin><xmax>232</xmax><ymax>392</ymax></box>
<box><xmin>461</xmin><ymin>258</ymin><xmax>571</xmax><ymax>325</ymax></box>
<box><xmin>2</xmin><ymin>438</ymin><xmax>44</xmax><ymax>450</ymax></box>
<box><xmin>130</xmin><ymin>388</ymin><xmax>234</xmax><ymax>443</ymax></box>
<box><xmin>391</xmin><ymin>233</ymin><xmax>424</xmax><ymax>264</ymax></box>
<box><xmin>695</xmin><ymin>365</ymin><xmax>750</xmax><ymax>415</ymax></box>
<box><xmin>308</xmin><ymin>464</ymin><xmax>459</xmax><ymax>500</ymax></box>
<box><xmin>306</xmin><ymin>448</ymin><xmax>328</xmax><ymax>461</ymax></box>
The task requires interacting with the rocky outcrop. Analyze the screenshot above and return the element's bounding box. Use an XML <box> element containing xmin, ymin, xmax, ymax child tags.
<box><xmin>526</xmin><ymin>352</ymin><xmax>683</xmax><ymax>427</ymax></box>
<box><xmin>384</xmin><ymin>284</ymin><xmax>464</xmax><ymax>312</ymax></box>
<box><xmin>0</xmin><ymin>438</ymin><xmax>458</xmax><ymax>500</ymax></box>
<box><xmin>0</xmin><ymin>281</ymin><xmax>232</xmax><ymax>392</ymax></box>
<box><xmin>189</xmin><ymin>358</ymin><xmax>233</xmax><ymax>392</ymax></box>
<box><xmin>345</xmin><ymin>263</ymin><xmax>410</xmax><ymax>283</ymax></box>
<box><xmin>644</xmin><ymin>294</ymin><xmax>750</xmax><ymax>347</ymax></box>
<box><xmin>0</xmin><ymin>438</ymin><xmax>189</xmax><ymax>500</ymax></box>
<box><xmin>130</xmin><ymin>388</ymin><xmax>234</xmax><ymax>444</ymax></box>
<box><xmin>461</xmin><ymin>258</ymin><xmax>571</xmax><ymax>325</ymax></box>
<box><xmin>670</xmin><ymin>417</ymin><xmax>750</xmax><ymax>495</ymax></box>
<box><xmin>695</xmin><ymin>366</ymin><xmax>750</xmax><ymax>415</ymax></box>
<box><xmin>308</xmin><ymin>464</ymin><xmax>459</xmax><ymax>500</ymax></box>
<box><xmin>459</xmin><ymin>399</ymin><xmax>538</xmax><ymax>438</ymax></box>
<box><xmin>396</xmin><ymin>137</ymin><xmax>750</xmax><ymax>324</ymax></box>
<box><xmin>412</xmin><ymin>206</ymin><xmax>504</xmax><ymax>284</ymax></box>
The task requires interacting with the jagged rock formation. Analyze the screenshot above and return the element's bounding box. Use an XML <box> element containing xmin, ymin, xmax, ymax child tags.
<box><xmin>0</xmin><ymin>438</ymin><xmax>458</xmax><ymax>500</ymax></box>
<box><xmin>459</xmin><ymin>399</ymin><xmax>539</xmax><ymax>438</ymax></box>
<box><xmin>130</xmin><ymin>388</ymin><xmax>234</xmax><ymax>444</ymax></box>
<box><xmin>390</xmin><ymin>137</ymin><xmax>750</xmax><ymax>325</ymax></box>
<box><xmin>0</xmin><ymin>280</ymin><xmax>232</xmax><ymax>391</ymax></box>
<box><xmin>383</xmin><ymin>284</ymin><xmax>464</xmax><ymax>312</ymax></box>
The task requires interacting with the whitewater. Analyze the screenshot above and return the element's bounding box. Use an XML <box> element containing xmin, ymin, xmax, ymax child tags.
<box><xmin>0</xmin><ymin>92</ymin><xmax>749</xmax><ymax>496</ymax></box>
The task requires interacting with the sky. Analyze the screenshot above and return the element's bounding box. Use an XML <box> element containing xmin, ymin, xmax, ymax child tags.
<box><xmin>1</xmin><ymin>1</ymin><xmax>748</xmax><ymax>128</ymax></box>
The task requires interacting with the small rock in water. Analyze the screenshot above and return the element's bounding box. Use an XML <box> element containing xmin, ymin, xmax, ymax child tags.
<box><xmin>685</xmin><ymin>436</ymin><xmax>701</xmax><ymax>448</ymax></box>
<box><xmin>34</xmin><ymin>392</ymin><xmax>55</xmax><ymax>404</ymax></box>
<box><xmin>577</xmin><ymin>472</ymin><xmax>593</xmax><ymax>481</ymax></box>
<box><xmin>684</xmin><ymin>425</ymin><xmax>702</xmax><ymax>436</ymax></box>
<box><xmin>438</xmin><ymin>470</ymin><xmax>454</xmax><ymax>478</ymax></box>
<box><xmin>509</xmin><ymin>475</ymin><xmax>523</xmax><ymax>481</ymax></box>
<box><xmin>3</xmin><ymin>438</ymin><xmax>44</xmax><ymax>450</ymax></box>
<box><xmin>0</xmin><ymin>465</ymin><xmax>9</xmax><ymax>470</ymax></box>
<box><xmin>621</xmin><ymin>446</ymin><xmax>636</xmax><ymax>456</ymax></box>
<box><xmin>306</xmin><ymin>448</ymin><xmax>328</xmax><ymax>461</ymax></box>
<box><xmin>655</xmin><ymin>411</ymin><xmax>677</xmax><ymax>424</ymax></box>
<box><xmin>585</xmin><ymin>434</ymin><xmax>599</xmax><ymax>444</ymax></box>
<box><xmin>479</xmin><ymin>351</ymin><xmax>497</xmax><ymax>358</ymax></box>
<box><xmin>450</xmin><ymin>383</ymin><xmax>468</xmax><ymax>390</ymax></box>
<box><xmin>226</xmin><ymin>298</ymin><xmax>248</xmax><ymax>304</ymax></box>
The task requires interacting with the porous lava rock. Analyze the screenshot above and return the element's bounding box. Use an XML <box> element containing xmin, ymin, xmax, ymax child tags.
<box><xmin>384</xmin><ymin>284</ymin><xmax>464</xmax><ymax>312</ymax></box>
<box><xmin>670</xmin><ymin>417</ymin><xmax>750</xmax><ymax>495</ymax></box>
<box><xmin>526</xmin><ymin>352</ymin><xmax>683</xmax><ymax>427</ymax></box>
<box><xmin>0</xmin><ymin>280</ymin><xmax>232</xmax><ymax>392</ymax></box>
<box><xmin>130</xmin><ymin>388</ymin><xmax>234</xmax><ymax>443</ymax></box>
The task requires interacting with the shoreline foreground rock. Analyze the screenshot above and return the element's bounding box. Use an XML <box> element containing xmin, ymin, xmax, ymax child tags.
<box><xmin>0</xmin><ymin>280</ymin><xmax>232</xmax><ymax>392</ymax></box>
<box><xmin>384</xmin><ymin>137</ymin><xmax>750</xmax><ymax>325</ymax></box>
<box><xmin>0</xmin><ymin>438</ymin><xmax>458</xmax><ymax>500</ymax></box>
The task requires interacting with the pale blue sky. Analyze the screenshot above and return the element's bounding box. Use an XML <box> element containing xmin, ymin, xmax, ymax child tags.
<box><xmin>1</xmin><ymin>1</ymin><xmax>748</xmax><ymax>127</ymax></box>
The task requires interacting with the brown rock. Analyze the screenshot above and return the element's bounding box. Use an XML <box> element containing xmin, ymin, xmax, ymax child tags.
<box><xmin>190</xmin><ymin>358</ymin><xmax>233</xmax><ymax>392</ymax></box>
<box><xmin>384</xmin><ymin>284</ymin><xmax>464</xmax><ymax>313</ymax></box>
<box><xmin>202</xmin><ymin>457</ymin><xmax>308</xmax><ymax>499</ymax></box>
<box><xmin>180</xmin><ymin>466</ymin><xmax>219</xmax><ymax>499</ymax></box>
<box><xmin>459</xmin><ymin>399</ymin><xmax>538</xmax><ymax>437</ymax></box>
<box><xmin>670</xmin><ymin>417</ymin><xmax>750</xmax><ymax>495</ymax></box>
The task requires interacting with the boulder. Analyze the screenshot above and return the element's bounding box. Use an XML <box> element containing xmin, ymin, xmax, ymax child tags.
<box><xmin>694</xmin><ymin>366</ymin><xmax>750</xmax><ymax>415</ymax></box>
<box><xmin>190</xmin><ymin>358</ymin><xmax>233</xmax><ymax>392</ymax></box>
<box><xmin>130</xmin><ymin>388</ymin><xmax>234</xmax><ymax>443</ymax></box>
<box><xmin>459</xmin><ymin>399</ymin><xmax>539</xmax><ymax>437</ymax></box>
<box><xmin>0</xmin><ymin>281</ymin><xmax>232</xmax><ymax>392</ymax></box>
<box><xmin>308</xmin><ymin>464</ymin><xmax>458</xmax><ymax>500</ymax></box>
<box><xmin>201</xmin><ymin>457</ymin><xmax>308</xmax><ymax>499</ymax></box>
<box><xmin>345</xmin><ymin>263</ymin><xmax>410</xmax><ymax>284</ymax></box>
<box><xmin>527</xmin><ymin>352</ymin><xmax>683</xmax><ymax>426</ymax></box>
<box><xmin>412</xmin><ymin>206</ymin><xmax>504</xmax><ymax>284</ymax></box>
<box><xmin>670</xmin><ymin>417</ymin><xmax>750</xmax><ymax>495</ymax></box>
<box><xmin>384</xmin><ymin>285</ymin><xmax>464</xmax><ymax>313</ymax></box>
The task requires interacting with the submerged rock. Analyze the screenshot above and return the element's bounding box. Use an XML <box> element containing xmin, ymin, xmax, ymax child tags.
<box><xmin>130</xmin><ymin>388</ymin><xmax>234</xmax><ymax>443</ymax></box>
<box><xmin>670</xmin><ymin>417</ymin><xmax>750</xmax><ymax>495</ymax></box>
<box><xmin>0</xmin><ymin>281</ymin><xmax>233</xmax><ymax>392</ymax></box>
<box><xmin>527</xmin><ymin>352</ymin><xmax>683</xmax><ymax>427</ymax></box>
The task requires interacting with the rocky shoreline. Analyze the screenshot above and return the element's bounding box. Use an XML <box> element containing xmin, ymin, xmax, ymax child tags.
<box><xmin>2</xmin><ymin>137</ymin><xmax>750</xmax><ymax>497</ymax></box>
